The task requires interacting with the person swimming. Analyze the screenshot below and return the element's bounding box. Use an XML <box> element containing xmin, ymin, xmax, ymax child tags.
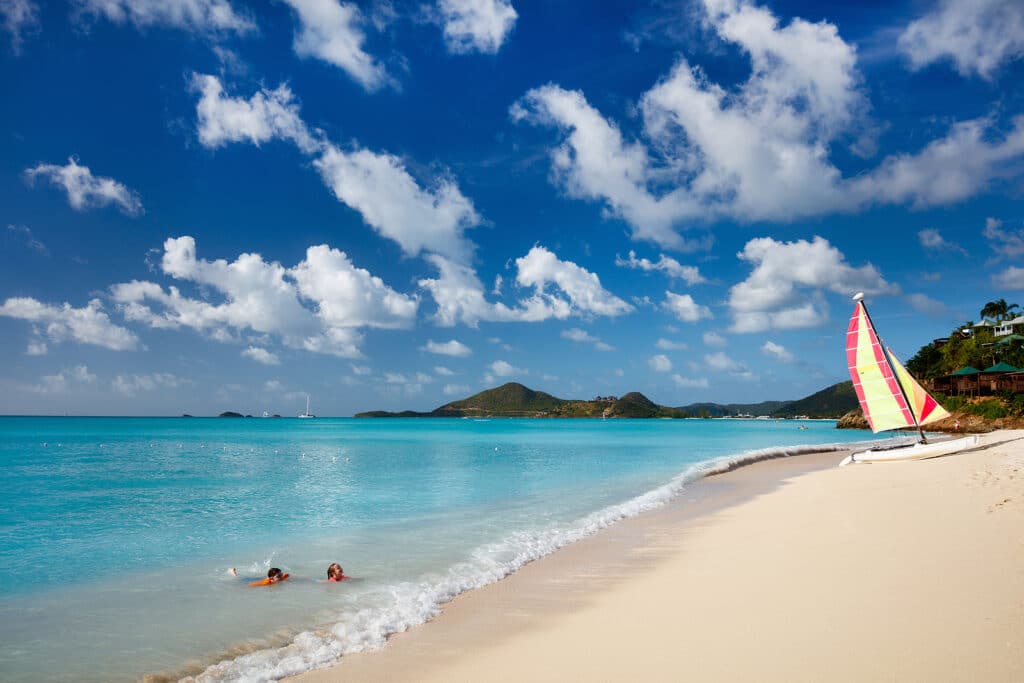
<box><xmin>326</xmin><ymin>563</ymin><xmax>350</xmax><ymax>582</ymax></box>
<box><xmin>230</xmin><ymin>566</ymin><xmax>290</xmax><ymax>586</ymax></box>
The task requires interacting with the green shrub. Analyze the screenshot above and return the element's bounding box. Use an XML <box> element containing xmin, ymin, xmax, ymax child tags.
<box><xmin>965</xmin><ymin>399</ymin><xmax>1008</xmax><ymax>419</ymax></box>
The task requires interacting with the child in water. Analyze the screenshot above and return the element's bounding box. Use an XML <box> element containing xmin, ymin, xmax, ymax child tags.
<box><xmin>326</xmin><ymin>563</ymin><xmax>350</xmax><ymax>582</ymax></box>
<box><xmin>229</xmin><ymin>567</ymin><xmax>290</xmax><ymax>586</ymax></box>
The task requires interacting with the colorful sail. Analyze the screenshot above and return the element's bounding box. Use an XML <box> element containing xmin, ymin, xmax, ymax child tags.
<box><xmin>846</xmin><ymin>301</ymin><xmax>916</xmax><ymax>433</ymax></box>
<box><xmin>889</xmin><ymin>349</ymin><xmax>950</xmax><ymax>426</ymax></box>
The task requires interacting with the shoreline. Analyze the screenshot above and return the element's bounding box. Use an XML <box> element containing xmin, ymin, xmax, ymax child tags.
<box><xmin>288</xmin><ymin>430</ymin><xmax>1024</xmax><ymax>682</ymax></box>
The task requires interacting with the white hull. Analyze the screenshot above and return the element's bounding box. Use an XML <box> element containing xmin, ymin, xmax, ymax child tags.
<box><xmin>839</xmin><ymin>435</ymin><xmax>979</xmax><ymax>466</ymax></box>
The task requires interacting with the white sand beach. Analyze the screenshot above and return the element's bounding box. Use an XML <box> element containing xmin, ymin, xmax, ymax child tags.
<box><xmin>290</xmin><ymin>430</ymin><xmax>1024</xmax><ymax>683</ymax></box>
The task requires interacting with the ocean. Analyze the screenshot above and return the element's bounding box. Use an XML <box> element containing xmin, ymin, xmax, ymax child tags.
<box><xmin>0</xmin><ymin>416</ymin><xmax>889</xmax><ymax>682</ymax></box>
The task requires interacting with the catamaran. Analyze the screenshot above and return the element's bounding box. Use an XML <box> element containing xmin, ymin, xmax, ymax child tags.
<box><xmin>840</xmin><ymin>293</ymin><xmax>978</xmax><ymax>465</ymax></box>
<box><xmin>298</xmin><ymin>394</ymin><xmax>316</xmax><ymax>419</ymax></box>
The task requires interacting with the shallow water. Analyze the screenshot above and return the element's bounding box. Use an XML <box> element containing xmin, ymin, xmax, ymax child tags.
<box><xmin>0</xmin><ymin>416</ymin><xmax>889</xmax><ymax>682</ymax></box>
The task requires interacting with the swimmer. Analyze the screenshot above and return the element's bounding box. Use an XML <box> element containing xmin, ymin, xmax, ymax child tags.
<box><xmin>326</xmin><ymin>563</ymin><xmax>350</xmax><ymax>582</ymax></box>
<box><xmin>230</xmin><ymin>567</ymin><xmax>290</xmax><ymax>586</ymax></box>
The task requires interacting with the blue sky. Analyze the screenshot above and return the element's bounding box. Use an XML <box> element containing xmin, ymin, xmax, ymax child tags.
<box><xmin>1</xmin><ymin>0</ymin><xmax>1023</xmax><ymax>416</ymax></box>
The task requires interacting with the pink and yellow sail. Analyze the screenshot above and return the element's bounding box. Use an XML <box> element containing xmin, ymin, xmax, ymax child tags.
<box><xmin>846</xmin><ymin>300</ymin><xmax>949</xmax><ymax>434</ymax></box>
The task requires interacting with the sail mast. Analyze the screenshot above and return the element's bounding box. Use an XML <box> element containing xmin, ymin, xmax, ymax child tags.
<box><xmin>855</xmin><ymin>295</ymin><xmax>927</xmax><ymax>443</ymax></box>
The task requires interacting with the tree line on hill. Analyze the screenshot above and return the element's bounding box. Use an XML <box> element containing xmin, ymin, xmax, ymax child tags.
<box><xmin>906</xmin><ymin>298</ymin><xmax>1023</xmax><ymax>378</ymax></box>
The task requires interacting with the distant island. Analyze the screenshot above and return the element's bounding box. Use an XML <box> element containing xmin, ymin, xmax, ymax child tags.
<box><xmin>355</xmin><ymin>381</ymin><xmax>858</xmax><ymax>419</ymax></box>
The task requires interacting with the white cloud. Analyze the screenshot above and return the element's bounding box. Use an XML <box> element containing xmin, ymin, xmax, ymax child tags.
<box><xmin>489</xmin><ymin>360</ymin><xmax>521</xmax><ymax>376</ymax></box>
<box><xmin>993</xmin><ymin>266</ymin><xmax>1024</xmax><ymax>290</ymax></box>
<box><xmin>192</xmin><ymin>74</ymin><xmax>482</xmax><ymax>264</ymax></box>
<box><xmin>423</xmin><ymin>339</ymin><xmax>472</xmax><ymax>356</ymax></box>
<box><xmin>1</xmin><ymin>0</ymin><xmax>38</xmax><ymax>54</ymax></box>
<box><xmin>351</xmin><ymin>364</ymin><xmax>372</xmax><ymax>375</ymax></box>
<box><xmin>434</xmin><ymin>365</ymin><xmax>454</xmax><ymax>376</ymax></box>
<box><xmin>111</xmin><ymin>236</ymin><xmax>413</xmax><ymax>359</ymax></box>
<box><xmin>761</xmin><ymin>340</ymin><xmax>794</xmax><ymax>363</ymax></box>
<box><xmin>905</xmin><ymin>293</ymin><xmax>947</xmax><ymax>317</ymax></box>
<box><xmin>31</xmin><ymin>373</ymin><xmax>68</xmax><ymax>394</ymax></box>
<box><xmin>516</xmin><ymin>246</ymin><xmax>633</xmax><ymax>317</ymax></box>
<box><xmin>703</xmin><ymin>331</ymin><xmax>727</xmax><ymax>347</ymax></box>
<box><xmin>315</xmin><ymin>143</ymin><xmax>480</xmax><ymax>262</ymax></box>
<box><xmin>984</xmin><ymin>217</ymin><xmax>1024</xmax><ymax>258</ymax></box>
<box><xmin>663</xmin><ymin>291</ymin><xmax>712</xmax><ymax>323</ymax></box>
<box><xmin>282</xmin><ymin>0</ymin><xmax>391</xmax><ymax>91</ymax></box>
<box><xmin>898</xmin><ymin>0</ymin><xmax>1024</xmax><ymax>80</ymax></box>
<box><xmin>648</xmin><ymin>354</ymin><xmax>672</xmax><ymax>372</ymax></box>
<box><xmin>112</xmin><ymin>372</ymin><xmax>184</xmax><ymax>396</ymax></box>
<box><xmin>443</xmin><ymin>383</ymin><xmax>470</xmax><ymax>396</ymax></box>
<box><xmin>74</xmin><ymin>0</ymin><xmax>254</xmax><ymax>35</ymax></box>
<box><xmin>656</xmin><ymin>338</ymin><xmax>688</xmax><ymax>351</ymax></box>
<box><xmin>242</xmin><ymin>346</ymin><xmax>280</xmax><ymax>365</ymax></box>
<box><xmin>705</xmin><ymin>351</ymin><xmax>741</xmax><ymax>372</ymax></box>
<box><xmin>728</xmin><ymin>236</ymin><xmax>895</xmax><ymax>333</ymax></box>
<box><xmin>71</xmin><ymin>364</ymin><xmax>97</xmax><ymax>383</ymax></box>
<box><xmin>420</xmin><ymin>247</ymin><xmax>631</xmax><ymax>327</ymax></box>
<box><xmin>265</xmin><ymin>379</ymin><xmax>283</xmax><ymax>391</ymax></box>
<box><xmin>24</xmin><ymin>157</ymin><xmax>143</xmax><ymax>216</ymax></box>
<box><xmin>673</xmin><ymin>374</ymin><xmax>709</xmax><ymax>389</ymax></box>
<box><xmin>562</xmin><ymin>327</ymin><xmax>615</xmax><ymax>351</ymax></box>
<box><xmin>918</xmin><ymin>228</ymin><xmax>967</xmax><ymax>255</ymax></box>
<box><xmin>26</xmin><ymin>340</ymin><xmax>47</xmax><ymax>355</ymax></box>
<box><xmin>615</xmin><ymin>250</ymin><xmax>706</xmax><ymax>284</ymax></box>
<box><xmin>513</xmin><ymin>0</ymin><xmax>1024</xmax><ymax>244</ymax></box>
<box><xmin>436</xmin><ymin>0</ymin><xmax>517</xmax><ymax>54</ymax></box>
<box><xmin>192</xmin><ymin>73</ymin><xmax>320</xmax><ymax>154</ymax></box>
<box><xmin>0</xmin><ymin>296</ymin><xmax>140</xmax><ymax>351</ymax></box>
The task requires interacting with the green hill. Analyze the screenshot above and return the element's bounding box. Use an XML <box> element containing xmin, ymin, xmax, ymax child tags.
<box><xmin>440</xmin><ymin>383</ymin><xmax>565</xmax><ymax>415</ymax></box>
<box><xmin>771</xmin><ymin>381</ymin><xmax>857</xmax><ymax>418</ymax></box>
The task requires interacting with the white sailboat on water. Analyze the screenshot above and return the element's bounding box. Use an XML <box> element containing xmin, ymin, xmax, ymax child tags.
<box><xmin>298</xmin><ymin>394</ymin><xmax>316</xmax><ymax>419</ymax></box>
<box><xmin>840</xmin><ymin>293</ymin><xmax>978</xmax><ymax>466</ymax></box>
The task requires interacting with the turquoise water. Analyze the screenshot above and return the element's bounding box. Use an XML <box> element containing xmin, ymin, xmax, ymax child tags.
<box><xmin>0</xmin><ymin>417</ymin><xmax>887</xmax><ymax>682</ymax></box>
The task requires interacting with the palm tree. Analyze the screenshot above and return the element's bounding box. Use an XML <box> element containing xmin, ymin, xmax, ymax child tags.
<box><xmin>979</xmin><ymin>299</ymin><xmax>1020</xmax><ymax>322</ymax></box>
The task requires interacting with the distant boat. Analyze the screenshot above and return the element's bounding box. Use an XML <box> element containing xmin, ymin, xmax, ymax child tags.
<box><xmin>840</xmin><ymin>293</ymin><xmax>977</xmax><ymax>465</ymax></box>
<box><xmin>298</xmin><ymin>395</ymin><xmax>316</xmax><ymax>419</ymax></box>
<box><xmin>262</xmin><ymin>410</ymin><xmax>270</xmax><ymax>418</ymax></box>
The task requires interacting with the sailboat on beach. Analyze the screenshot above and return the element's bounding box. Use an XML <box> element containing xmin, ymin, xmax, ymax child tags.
<box><xmin>298</xmin><ymin>394</ymin><xmax>316</xmax><ymax>419</ymax></box>
<box><xmin>840</xmin><ymin>293</ymin><xmax>978</xmax><ymax>466</ymax></box>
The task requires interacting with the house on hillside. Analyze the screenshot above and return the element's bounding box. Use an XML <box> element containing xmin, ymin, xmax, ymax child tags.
<box><xmin>994</xmin><ymin>315</ymin><xmax>1024</xmax><ymax>337</ymax></box>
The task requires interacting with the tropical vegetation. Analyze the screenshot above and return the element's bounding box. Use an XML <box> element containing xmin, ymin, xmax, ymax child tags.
<box><xmin>905</xmin><ymin>298</ymin><xmax>1024</xmax><ymax>379</ymax></box>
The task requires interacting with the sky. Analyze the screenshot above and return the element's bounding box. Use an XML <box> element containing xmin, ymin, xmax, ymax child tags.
<box><xmin>1</xmin><ymin>0</ymin><xmax>1023</xmax><ymax>416</ymax></box>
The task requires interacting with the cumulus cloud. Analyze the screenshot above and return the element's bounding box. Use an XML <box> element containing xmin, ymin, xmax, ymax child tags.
<box><xmin>918</xmin><ymin>228</ymin><xmax>966</xmax><ymax>255</ymax></box>
<box><xmin>905</xmin><ymin>293</ymin><xmax>947</xmax><ymax>317</ymax></box>
<box><xmin>663</xmin><ymin>292</ymin><xmax>712</xmax><ymax>323</ymax></box>
<box><xmin>350</xmin><ymin>364</ymin><xmax>372</xmax><ymax>375</ymax></box>
<box><xmin>562</xmin><ymin>327</ymin><xmax>614</xmax><ymax>351</ymax></box>
<box><xmin>110</xmin><ymin>236</ymin><xmax>415</xmax><ymax>358</ymax></box>
<box><xmin>26</xmin><ymin>340</ymin><xmax>47</xmax><ymax>355</ymax></box>
<box><xmin>898</xmin><ymin>0</ymin><xmax>1024</xmax><ymax>80</ymax></box>
<box><xmin>704</xmin><ymin>351</ymin><xmax>742</xmax><ymax>372</ymax></box>
<box><xmin>242</xmin><ymin>346</ymin><xmax>280</xmax><ymax>365</ymax></box>
<box><xmin>673</xmin><ymin>374</ymin><xmax>709</xmax><ymax>389</ymax></box>
<box><xmin>489</xmin><ymin>360</ymin><xmax>521</xmax><ymax>376</ymax></box>
<box><xmin>434</xmin><ymin>365</ymin><xmax>454</xmax><ymax>376</ymax></box>
<box><xmin>420</xmin><ymin>247</ymin><xmax>631</xmax><ymax>327</ymax></box>
<box><xmin>984</xmin><ymin>217</ymin><xmax>1024</xmax><ymax>259</ymax></box>
<box><xmin>423</xmin><ymin>339</ymin><xmax>472</xmax><ymax>356</ymax></box>
<box><xmin>648</xmin><ymin>354</ymin><xmax>672</xmax><ymax>372</ymax></box>
<box><xmin>314</xmin><ymin>143</ymin><xmax>480</xmax><ymax>262</ymax></box>
<box><xmin>703</xmin><ymin>331</ymin><xmax>727</xmax><ymax>347</ymax></box>
<box><xmin>74</xmin><ymin>0</ymin><xmax>254</xmax><ymax>35</ymax></box>
<box><xmin>761</xmin><ymin>340</ymin><xmax>794</xmax><ymax>362</ymax></box>
<box><xmin>443</xmin><ymin>382</ymin><xmax>470</xmax><ymax>395</ymax></box>
<box><xmin>282</xmin><ymin>0</ymin><xmax>391</xmax><ymax>91</ymax></box>
<box><xmin>192</xmin><ymin>73</ymin><xmax>320</xmax><ymax>153</ymax></box>
<box><xmin>993</xmin><ymin>266</ymin><xmax>1024</xmax><ymax>290</ymax></box>
<box><xmin>513</xmin><ymin>0</ymin><xmax>1024</xmax><ymax>246</ymax></box>
<box><xmin>30</xmin><ymin>364</ymin><xmax>97</xmax><ymax>394</ymax></box>
<box><xmin>1</xmin><ymin>0</ymin><xmax>39</xmax><ymax>54</ymax></box>
<box><xmin>193</xmin><ymin>74</ymin><xmax>481</xmax><ymax>262</ymax></box>
<box><xmin>112</xmin><ymin>372</ymin><xmax>184</xmax><ymax>396</ymax></box>
<box><xmin>728</xmin><ymin>236</ymin><xmax>895</xmax><ymax>333</ymax></box>
<box><xmin>0</xmin><ymin>297</ymin><xmax>139</xmax><ymax>351</ymax></box>
<box><xmin>656</xmin><ymin>338</ymin><xmax>688</xmax><ymax>350</ymax></box>
<box><xmin>436</xmin><ymin>0</ymin><xmax>517</xmax><ymax>54</ymax></box>
<box><xmin>24</xmin><ymin>157</ymin><xmax>143</xmax><ymax>216</ymax></box>
<box><xmin>615</xmin><ymin>250</ymin><xmax>705</xmax><ymax>284</ymax></box>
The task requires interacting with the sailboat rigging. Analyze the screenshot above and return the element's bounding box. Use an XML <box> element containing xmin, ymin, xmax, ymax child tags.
<box><xmin>841</xmin><ymin>293</ymin><xmax>977</xmax><ymax>465</ymax></box>
<box><xmin>298</xmin><ymin>394</ymin><xmax>316</xmax><ymax>419</ymax></box>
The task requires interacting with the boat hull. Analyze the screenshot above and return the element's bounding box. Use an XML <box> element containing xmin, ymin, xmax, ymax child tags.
<box><xmin>839</xmin><ymin>435</ymin><xmax>979</xmax><ymax>466</ymax></box>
